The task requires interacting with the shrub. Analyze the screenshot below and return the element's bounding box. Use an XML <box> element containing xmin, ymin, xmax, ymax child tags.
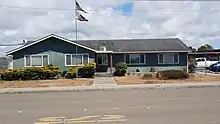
<box><xmin>61</xmin><ymin>71</ymin><xmax>67</xmax><ymax>77</ymax></box>
<box><xmin>0</xmin><ymin>65</ymin><xmax>62</xmax><ymax>81</ymax></box>
<box><xmin>143</xmin><ymin>73</ymin><xmax>154</xmax><ymax>79</ymax></box>
<box><xmin>65</xmin><ymin>62</ymin><xmax>96</xmax><ymax>79</ymax></box>
<box><xmin>114</xmin><ymin>62</ymin><xmax>127</xmax><ymax>76</ymax></box>
<box><xmin>114</xmin><ymin>69</ymin><xmax>127</xmax><ymax>76</ymax></box>
<box><xmin>188</xmin><ymin>64</ymin><xmax>195</xmax><ymax>73</ymax></box>
<box><xmin>150</xmin><ymin>67</ymin><xmax>156</xmax><ymax>73</ymax></box>
<box><xmin>136</xmin><ymin>68</ymin><xmax>140</xmax><ymax>72</ymax></box>
<box><xmin>0</xmin><ymin>69</ymin><xmax>22</xmax><ymax>81</ymax></box>
<box><xmin>65</xmin><ymin>66</ymin><xmax>78</xmax><ymax>79</ymax></box>
<box><xmin>156</xmin><ymin>70</ymin><xmax>189</xmax><ymax>80</ymax></box>
<box><xmin>78</xmin><ymin>62</ymin><xmax>96</xmax><ymax>78</ymax></box>
<box><xmin>115</xmin><ymin>62</ymin><xmax>127</xmax><ymax>70</ymax></box>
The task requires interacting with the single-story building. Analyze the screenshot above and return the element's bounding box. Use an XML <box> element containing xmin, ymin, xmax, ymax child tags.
<box><xmin>6</xmin><ymin>34</ymin><xmax>191</xmax><ymax>73</ymax></box>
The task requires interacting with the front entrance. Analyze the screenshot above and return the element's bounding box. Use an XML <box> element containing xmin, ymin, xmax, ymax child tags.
<box><xmin>96</xmin><ymin>54</ymin><xmax>113</xmax><ymax>73</ymax></box>
<box><xmin>97</xmin><ymin>54</ymin><xmax>108</xmax><ymax>65</ymax></box>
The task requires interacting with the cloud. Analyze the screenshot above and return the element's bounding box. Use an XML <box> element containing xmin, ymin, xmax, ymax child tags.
<box><xmin>1</xmin><ymin>0</ymin><xmax>220</xmax><ymax>56</ymax></box>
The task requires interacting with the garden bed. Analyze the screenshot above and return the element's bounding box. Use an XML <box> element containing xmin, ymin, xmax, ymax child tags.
<box><xmin>0</xmin><ymin>78</ymin><xmax>93</xmax><ymax>89</ymax></box>
<box><xmin>114</xmin><ymin>73</ymin><xmax>220</xmax><ymax>85</ymax></box>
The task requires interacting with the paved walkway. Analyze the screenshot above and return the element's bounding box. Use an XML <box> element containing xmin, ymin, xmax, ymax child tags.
<box><xmin>92</xmin><ymin>77</ymin><xmax>117</xmax><ymax>86</ymax></box>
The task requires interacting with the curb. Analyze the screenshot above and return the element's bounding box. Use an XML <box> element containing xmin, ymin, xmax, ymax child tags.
<box><xmin>1</xmin><ymin>83</ymin><xmax>220</xmax><ymax>94</ymax></box>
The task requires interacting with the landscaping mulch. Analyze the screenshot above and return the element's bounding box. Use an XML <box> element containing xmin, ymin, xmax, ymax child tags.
<box><xmin>114</xmin><ymin>73</ymin><xmax>220</xmax><ymax>85</ymax></box>
<box><xmin>0</xmin><ymin>79</ymin><xmax>93</xmax><ymax>89</ymax></box>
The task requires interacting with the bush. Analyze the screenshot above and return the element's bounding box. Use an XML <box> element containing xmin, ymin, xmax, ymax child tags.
<box><xmin>136</xmin><ymin>68</ymin><xmax>140</xmax><ymax>72</ymax></box>
<box><xmin>61</xmin><ymin>71</ymin><xmax>67</xmax><ymax>77</ymax></box>
<box><xmin>150</xmin><ymin>67</ymin><xmax>156</xmax><ymax>73</ymax></box>
<box><xmin>65</xmin><ymin>67</ymin><xmax>77</xmax><ymax>79</ymax></box>
<box><xmin>143</xmin><ymin>73</ymin><xmax>154</xmax><ymax>79</ymax></box>
<box><xmin>65</xmin><ymin>62</ymin><xmax>96</xmax><ymax>79</ymax></box>
<box><xmin>78</xmin><ymin>62</ymin><xmax>96</xmax><ymax>78</ymax></box>
<box><xmin>188</xmin><ymin>64</ymin><xmax>195</xmax><ymax>73</ymax></box>
<box><xmin>114</xmin><ymin>62</ymin><xmax>127</xmax><ymax>76</ymax></box>
<box><xmin>114</xmin><ymin>69</ymin><xmax>127</xmax><ymax>76</ymax></box>
<box><xmin>0</xmin><ymin>64</ymin><xmax>62</xmax><ymax>81</ymax></box>
<box><xmin>156</xmin><ymin>70</ymin><xmax>189</xmax><ymax>80</ymax></box>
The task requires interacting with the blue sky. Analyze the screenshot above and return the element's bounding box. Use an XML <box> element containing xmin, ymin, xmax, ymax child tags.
<box><xmin>2</xmin><ymin>0</ymin><xmax>220</xmax><ymax>54</ymax></box>
<box><xmin>211</xmin><ymin>41</ymin><xmax>220</xmax><ymax>49</ymax></box>
<box><xmin>114</xmin><ymin>2</ymin><xmax>133</xmax><ymax>16</ymax></box>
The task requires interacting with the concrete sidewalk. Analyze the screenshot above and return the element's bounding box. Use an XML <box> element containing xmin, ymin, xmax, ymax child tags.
<box><xmin>93</xmin><ymin>77</ymin><xmax>117</xmax><ymax>86</ymax></box>
<box><xmin>1</xmin><ymin>82</ymin><xmax>220</xmax><ymax>94</ymax></box>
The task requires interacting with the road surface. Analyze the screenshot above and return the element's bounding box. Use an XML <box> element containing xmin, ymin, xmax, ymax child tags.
<box><xmin>1</xmin><ymin>87</ymin><xmax>220</xmax><ymax>124</ymax></box>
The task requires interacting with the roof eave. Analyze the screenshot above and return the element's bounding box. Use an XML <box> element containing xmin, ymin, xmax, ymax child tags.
<box><xmin>112</xmin><ymin>50</ymin><xmax>191</xmax><ymax>54</ymax></box>
<box><xmin>5</xmin><ymin>34</ymin><xmax>98</xmax><ymax>55</ymax></box>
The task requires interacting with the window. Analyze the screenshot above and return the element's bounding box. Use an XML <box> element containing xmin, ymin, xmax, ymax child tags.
<box><xmin>65</xmin><ymin>54</ymin><xmax>89</xmax><ymax>66</ymax></box>
<box><xmin>97</xmin><ymin>54</ymin><xmax>108</xmax><ymax>65</ymax></box>
<box><xmin>125</xmin><ymin>54</ymin><xmax>146</xmax><ymax>64</ymax></box>
<box><xmin>24</xmin><ymin>55</ymin><xmax>49</xmax><ymax>67</ymax></box>
<box><xmin>158</xmin><ymin>53</ymin><xmax>179</xmax><ymax>64</ymax></box>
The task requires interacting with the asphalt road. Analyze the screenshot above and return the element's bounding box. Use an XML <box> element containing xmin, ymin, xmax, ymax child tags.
<box><xmin>1</xmin><ymin>87</ymin><xmax>220</xmax><ymax>124</ymax></box>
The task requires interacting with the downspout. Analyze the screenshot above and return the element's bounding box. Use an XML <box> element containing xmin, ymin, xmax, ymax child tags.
<box><xmin>110</xmin><ymin>53</ymin><xmax>113</xmax><ymax>74</ymax></box>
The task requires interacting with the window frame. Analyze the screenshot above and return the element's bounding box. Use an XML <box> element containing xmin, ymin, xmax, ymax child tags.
<box><xmin>124</xmin><ymin>54</ymin><xmax>146</xmax><ymax>65</ymax></box>
<box><xmin>65</xmin><ymin>53</ymin><xmax>89</xmax><ymax>66</ymax></box>
<box><xmin>24</xmin><ymin>54</ymin><xmax>50</xmax><ymax>67</ymax></box>
<box><xmin>97</xmin><ymin>54</ymin><xmax>108</xmax><ymax>65</ymax></box>
<box><xmin>158</xmin><ymin>53</ymin><xmax>179</xmax><ymax>64</ymax></box>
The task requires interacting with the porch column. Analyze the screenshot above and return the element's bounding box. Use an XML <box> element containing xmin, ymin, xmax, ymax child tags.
<box><xmin>110</xmin><ymin>53</ymin><xmax>113</xmax><ymax>74</ymax></box>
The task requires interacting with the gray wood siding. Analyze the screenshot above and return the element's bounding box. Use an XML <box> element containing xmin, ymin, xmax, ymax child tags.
<box><xmin>12</xmin><ymin>37</ymin><xmax>95</xmax><ymax>71</ymax></box>
<box><xmin>112</xmin><ymin>52</ymin><xmax>187</xmax><ymax>67</ymax></box>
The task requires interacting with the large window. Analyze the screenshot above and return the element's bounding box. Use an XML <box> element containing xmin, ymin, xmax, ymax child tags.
<box><xmin>24</xmin><ymin>54</ymin><xmax>49</xmax><ymax>67</ymax></box>
<box><xmin>125</xmin><ymin>54</ymin><xmax>146</xmax><ymax>65</ymax></box>
<box><xmin>97</xmin><ymin>54</ymin><xmax>108</xmax><ymax>65</ymax></box>
<box><xmin>158</xmin><ymin>53</ymin><xmax>179</xmax><ymax>64</ymax></box>
<box><xmin>65</xmin><ymin>54</ymin><xmax>89</xmax><ymax>66</ymax></box>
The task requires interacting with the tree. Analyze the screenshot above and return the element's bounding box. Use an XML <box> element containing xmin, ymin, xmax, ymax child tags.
<box><xmin>188</xmin><ymin>46</ymin><xmax>196</xmax><ymax>52</ymax></box>
<box><xmin>197</xmin><ymin>44</ymin><xmax>213</xmax><ymax>52</ymax></box>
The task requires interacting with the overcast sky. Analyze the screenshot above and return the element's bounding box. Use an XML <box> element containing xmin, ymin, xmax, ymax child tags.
<box><xmin>0</xmin><ymin>0</ymin><xmax>220</xmax><ymax>56</ymax></box>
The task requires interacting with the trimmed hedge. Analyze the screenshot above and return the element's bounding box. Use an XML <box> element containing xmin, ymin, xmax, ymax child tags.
<box><xmin>156</xmin><ymin>70</ymin><xmax>189</xmax><ymax>80</ymax></box>
<box><xmin>65</xmin><ymin>62</ymin><xmax>96</xmax><ymax>79</ymax></box>
<box><xmin>114</xmin><ymin>62</ymin><xmax>127</xmax><ymax>76</ymax></box>
<box><xmin>0</xmin><ymin>64</ymin><xmax>62</xmax><ymax>81</ymax></box>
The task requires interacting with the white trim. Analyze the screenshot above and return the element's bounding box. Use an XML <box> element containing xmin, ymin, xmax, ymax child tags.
<box><xmin>97</xmin><ymin>54</ymin><xmax>108</xmax><ymax>65</ymax></box>
<box><xmin>96</xmin><ymin>51</ymin><xmax>113</xmax><ymax>53</ymax></box>
<box><xmin>114</xmin><ymin>51</ymin><xmax>190</xmax><ymax>54</ymax></box>
<box><xmin>187</xmin><ymin>52</ymin><xmax>189</xmax><ymax>73</ymax></box>
<box><xmin>24</xmin><ymin>54</ymin><xmax>50</xmax><ymax>67</ymax></box>
<box><xmin>64</xmin><ymin>53</ymin><xmax>89</xmax><ymax>66</ymax></box>
<box><xmin>6</xmin><ymin>34</ymin><xmax>97</xmax><ymax>55</ymax></box>
<box><xmin>124</xmin><ymin>54</ymin><xmax>146</xmax><ymax>65</ymax></box>
<box><xmin>158</xmin><ymin>53</ymin><xmax>179</xmax><ymax>64</ymax></box>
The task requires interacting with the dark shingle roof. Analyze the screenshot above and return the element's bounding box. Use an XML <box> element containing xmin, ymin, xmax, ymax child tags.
<box><xmin>74</xmin><ymin>38</ymin><xmax>190</xmax><ymax>52</ymax></box>
<box><xmin>8</xmin><ymin>34</ymin><xmax>190</xmax><ymax>54</ymax></box>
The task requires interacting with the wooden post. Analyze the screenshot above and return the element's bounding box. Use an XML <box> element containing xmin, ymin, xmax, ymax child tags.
<box><xmin>110</xmin><ymin>53</ymin><xmax>113</xmax><ymax>74</ymax></box>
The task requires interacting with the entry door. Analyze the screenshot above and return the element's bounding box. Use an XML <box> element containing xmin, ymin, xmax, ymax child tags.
<box><xmin>97</xmin><ymin>54</ymin><xmax>108</xmax><ymax>65</ymax></box>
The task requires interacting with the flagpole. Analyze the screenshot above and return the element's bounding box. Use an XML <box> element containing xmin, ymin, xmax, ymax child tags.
<box><xmin>74</xmin><ymin>0</ymin><xmax>78</xmax><ymax>78</ymax></box>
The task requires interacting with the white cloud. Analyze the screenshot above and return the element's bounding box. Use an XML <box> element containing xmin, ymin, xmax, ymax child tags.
<box><xmin>1</xmin><ymin>0</ymin><xmax>220</xmax><ymax>56</ymax></box>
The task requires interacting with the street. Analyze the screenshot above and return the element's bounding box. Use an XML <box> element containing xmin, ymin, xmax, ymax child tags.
<box><xmin>0</xmin><ymin>87</ymin><xmax>220</xmax><ymax>124</ymax></box>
